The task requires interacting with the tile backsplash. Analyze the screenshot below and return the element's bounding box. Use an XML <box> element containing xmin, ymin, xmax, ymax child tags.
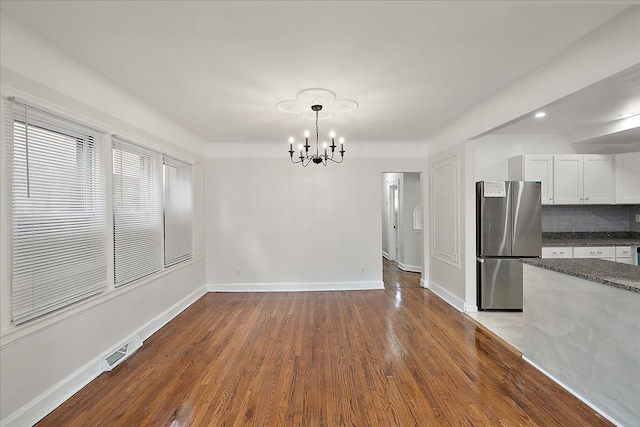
<box><xmin>630</xmin><ymin>205</ymin><xmax>640</xmax><ymax>233</ymax></box>
<box><xmin>542</xmin><ymin>205</ymin><xmax>640</xmax><ymax>233</ymax></box>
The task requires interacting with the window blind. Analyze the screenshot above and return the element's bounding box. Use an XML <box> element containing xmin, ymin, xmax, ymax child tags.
<box><xmin>8</xmin><ymin>101</ymin><xmax>107</xmax><ymax>324</ymax></box>
<box><xmin>112</xmin><ymin>137</ymin><xmax>163</xmax><ymax>286</ymax></box>
<box><xmin>163</xmin><ymin>155</ymin><xmax>193</xmax><ymax>266</ymax></box>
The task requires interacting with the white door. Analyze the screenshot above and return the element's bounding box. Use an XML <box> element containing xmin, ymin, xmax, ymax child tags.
<box><xmin>583</xmin><ymin>155</ymin><xmax>614</xmax><ymax>204</ymax></box>
<box><xmin>523</xmin><ymin>155</ymin><xmax>554</xmax><ymax>205</ymax></box>
<box><xmin>553</xmin><ymin>155</ymin><xmax>583</xmax><ymax>204</ymax></box>
<box><xmin>615</xmin><ymin>152</ymin><xmax>640</xmax><ymax>204</ymax></box>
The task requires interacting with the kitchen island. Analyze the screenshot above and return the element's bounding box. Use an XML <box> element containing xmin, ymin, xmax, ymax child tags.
<box><xmin>521</xmin><ymin>258</ymin><xmax>639</xmax><ymax>427</ymax></box>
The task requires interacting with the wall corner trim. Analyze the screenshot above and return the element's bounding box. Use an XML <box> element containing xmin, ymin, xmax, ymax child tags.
<box><xmin>426</xmin><ymin>280</ymin><xmax>465</xmax><ymax>312</ymax></box>
<box><xmin>464</xmin><ymin>304</ymin><xmax>478</xmax><ymax>313</ymax></box>
<box><xmin>0</xmin><ymin>285</ymin><xmax>207</xmax><ymax>427</ymax></box>
<box><xmin>206</xmin><ymin>281</ymin><xmax>384</xmax><ymax>293</ymax></box>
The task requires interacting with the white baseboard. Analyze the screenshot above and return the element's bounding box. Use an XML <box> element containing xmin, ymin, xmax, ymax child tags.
<box><xmin>397</xmin><ymin>262</ymin><xmax>422</xmax><ymax>273</ymax></box>
<box><xmin>1</xmin><ymin>285</ymin><xmax>207</xmax><ymax>427</ymax></box>
<box><xmin>420</xmin><ymin>278</ymin><xmax>426</xmax><ymax>288</ymax></box>
<box><xmin>207</xmin><ymin>281</ymin><xmax>384</xmax><ymax>292</ymax></box>
<box><xmin>1</xmin><ymin>355</ymin><xmax>102</xmax><ymax>427</ymax></box>
<box><xmin>464</xmin><ymin>304</ymin><xmax>478</xmax><ymax>312</ymax></box>
<box><xmin>138</xmin><ymin>285</ymin><xmax>207</xmax><ymax>341</ymax></box>
<box><xmin>522</xmin><ymin>356</ymin><xmax>623</xmax><ymax>427</ymax></box>
<box><xmin>426</xmin><ymin>280</ymin><xmax>465</xmax><ymax>312</ymax></box>
<box><xmin>382</xmin><ymin>251</ymin><xmax>390</xmax><ymax>260</ymax></box>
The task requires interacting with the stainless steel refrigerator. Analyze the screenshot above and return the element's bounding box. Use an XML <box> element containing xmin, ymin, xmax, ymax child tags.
<box><xmin>476</xmin><ymin>181</ymin><xmax>541</xmax><ymax>310</ymax></box>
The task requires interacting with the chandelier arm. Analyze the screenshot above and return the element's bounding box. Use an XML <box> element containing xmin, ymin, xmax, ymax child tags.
<box><xmin>327</xmin><ymin>155</ymin><xmax>345</xmax><ymax>164</ymax></box>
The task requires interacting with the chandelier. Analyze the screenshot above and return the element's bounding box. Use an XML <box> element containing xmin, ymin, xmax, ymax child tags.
<box><xmin>277</xmin><ymin>88</ymin><xmax>357</xmax><ymax>167</ymax></box>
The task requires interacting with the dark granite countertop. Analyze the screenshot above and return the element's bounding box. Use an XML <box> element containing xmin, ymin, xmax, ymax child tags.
<box><xmin>521</xmin><ymin>258</ymin><xmax>640</xmax><ymax>293</ymax></box>
<box><xmin>542</xmin><ymin>232</ymin><xmax>640</xmax><ymax>247</ymax></box>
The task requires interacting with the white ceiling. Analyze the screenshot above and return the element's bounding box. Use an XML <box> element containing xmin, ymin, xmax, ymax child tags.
<box><xmin>486</xmin><ymin>63</ymin><xmax>640</xmax><ymax>144</ymax></box>
<box><xmin>0</xmin><ymin>1</ymin><xmax>633</xmax><ymax>145</ymax></box>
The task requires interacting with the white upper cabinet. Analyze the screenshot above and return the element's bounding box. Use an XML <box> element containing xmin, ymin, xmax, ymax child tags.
<box><xmin>553</xmin><ymin>155</ymin><xmax>584</xmax><ymax>204</ymax></box>
<box><xmin>553</xmin><ymin>154</ymin><xmax>614</xmax><ymax>204</ymax></box>
<box><xmin>508</xmin><ymin>155</ymin><xmax>554</xmax><ymax>204</ymax></box>
<box><xmin>615</xmin><ymin>152</ymin><xmax>640</xmax><ymax>204</ymax></box>
<box><xmin>582</xmin><ymin>155</ymin><xmax>615</xmax><ymax>204</ymax></box>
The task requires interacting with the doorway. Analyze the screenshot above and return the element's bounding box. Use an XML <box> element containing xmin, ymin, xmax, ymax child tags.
<box><xmin>381</xmin><ymin>173</ymin><xmax>424</xmax><ymax>275</ymax></box>
<box><xmin>390</xmin><ymin>183</ymin><xmax>399</xmax><ymax>261</ymax></box>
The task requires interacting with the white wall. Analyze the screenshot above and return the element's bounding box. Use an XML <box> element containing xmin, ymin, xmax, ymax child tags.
<box><xmin>427</xmin><ymin>144</ymin><xmax>468</xmax><ymax>310</ymax></box>
<box><xmin>425</xmin><ymin>7</ymin><xmax>640</xmax><ymax>312</ymax></box>
<box><xmin>205</xmin><ymin>158</ymin><xmax>425</xmax><ymax>290</ymax></box>
<box><xmin>0</xmin><ymin>12</ymin><xmax>208</xmax><ymax>426</ymax></box>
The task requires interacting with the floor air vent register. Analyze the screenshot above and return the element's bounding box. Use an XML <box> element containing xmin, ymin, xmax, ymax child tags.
<box><xmin>101</xmin><ymin>335</ymin><xmax>143</xmax><ymax>372</ymax></box>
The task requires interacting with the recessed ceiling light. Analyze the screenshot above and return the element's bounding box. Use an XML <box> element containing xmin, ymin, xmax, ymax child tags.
<box><xmin>619</xmin><ymin>112</ymin><xmax>638</xmax><ymax>119</ymax></box>
<box><xmin>534</xmin><ymin>111</ymin><xmax>546</xmax><ymax>118</ymax></box>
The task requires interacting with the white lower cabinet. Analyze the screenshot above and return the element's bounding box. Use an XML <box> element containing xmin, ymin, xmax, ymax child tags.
<box><xmin>541</xmin><ymin>247</ymin><xmax>573</xmax><ymax>258</ymax></box>
<box><xmin>615</xmin><ymin>246</ymin><xmax>633</xmax><ymax>265</ymax></box>
<box><xmin>545</xmin><ymin>245</ymin><xmax>634</xmax><ymax>264</ymax></box>
<box><xmin>573</xmin><ymin>246</ymin><xmax>615</xmax><ymax>259</ymax></box>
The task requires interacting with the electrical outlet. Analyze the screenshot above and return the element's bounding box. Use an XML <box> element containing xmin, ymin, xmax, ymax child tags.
<box><xmin>636</xmin><ymin>214</ymin><xmax>640</xmax><ymax>223</ymax></box>
<box><xmin>236</xmin><ymin>267</ymin><xmax>241</xmax><ymax>276</ymax></box>
<box><xmin>361</xmin><ymin>267</ymin><xmax>365</xmax><ymax>274</ymax></box>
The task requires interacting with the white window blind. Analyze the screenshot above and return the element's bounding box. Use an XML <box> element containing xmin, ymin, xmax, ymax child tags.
<box><xmin>8</xmin><ymin>101</ymin><xmax>107</xmax><ymax>324</ymax></box>
<box><xmin>112</xmin><ymin>137</ymin><xmax>163</xmax><ymax>286</ymax></box>
<box><xmin>163</xmin><ymin>156</ymin><xmax>193</xmax><ymax>266</ymax></box>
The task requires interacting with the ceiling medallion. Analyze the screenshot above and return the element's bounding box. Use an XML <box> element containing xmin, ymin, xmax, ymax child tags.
<box><xmin>277</xmin><ymin>88</ymin><xmax>357</xmax><ymax>166</ymax></box>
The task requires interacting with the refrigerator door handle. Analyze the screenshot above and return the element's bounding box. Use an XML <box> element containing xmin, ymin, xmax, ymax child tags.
<box><xmin>477</xmin><ymin>257</ymin><xmax>484</xmax><ymax>263</ymax></box>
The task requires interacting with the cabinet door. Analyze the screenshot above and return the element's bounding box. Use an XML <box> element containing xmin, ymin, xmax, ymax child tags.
<box><xmin>553</xmin><ymin>155</ymin><xmax>583</xmax><ymax>204</ymax></box>
<box><xmin>615</xmin><ymin>152</ymin><xmax>640</xmax><ymax>204</ymax></box>
<box><xmin>616</xmin><ymin>246</ymin><xmax>632</xmax><ymax>258</ymax></box>
<box><xmin>541</xmin><ymin>247</ymin><xmax>573</xmax><ymax>258</ymax></box>
<box><xmin>573</xmin><ymin>246</ymin><xmax>615</xmax><ymax>259</ymax></box>
<box><xmin>583</xmin><ymin>155</ymin><xmax>614</xmax><ymax>204</ymax></box>
<box><xmin>523</xmin><ymin>155</ymin><xmax>554</xmax><ymax>205</ymax></box>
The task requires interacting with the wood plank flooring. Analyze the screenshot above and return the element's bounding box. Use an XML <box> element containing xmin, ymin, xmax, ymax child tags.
<box><xmin>37</xmin><ymin>259</ymin><xmax>611</xmax><ymax>426</ymax></box>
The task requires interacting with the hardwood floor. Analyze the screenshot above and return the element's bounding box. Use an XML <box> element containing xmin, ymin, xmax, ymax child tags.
<box><xmin>37</xmin><ymin>259</ymin><xmax>611</xmax><ymax>426</ymax></box>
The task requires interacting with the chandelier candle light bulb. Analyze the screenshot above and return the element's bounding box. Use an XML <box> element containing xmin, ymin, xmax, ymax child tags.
<box><xmin>304</xmin><ymin>130</ymin><xmax>310</xmax><ymax>153</ymax></box>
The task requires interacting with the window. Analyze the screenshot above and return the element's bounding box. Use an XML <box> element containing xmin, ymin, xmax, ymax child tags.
<box><xmin>163</xmin><ymin>155</ymin><xmax>193</xmax><ymax>266</ymax></box>
<box><xmin>112</xmin><ymin>137</ymin><xmax>163</xmax><ymax>286</ymax></box>
<box><xmin>8</xmin><ymin>102</ymin><xmax>107</xmax><ymax>324</ymax></box>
